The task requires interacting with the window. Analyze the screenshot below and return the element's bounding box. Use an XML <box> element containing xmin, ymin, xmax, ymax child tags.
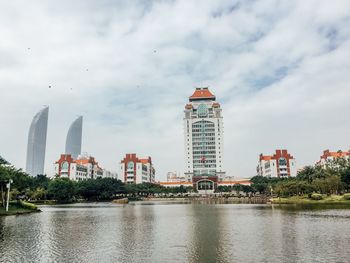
<box><xmin>278</xmin><ymin>158</ymin><xmax>287</xmax><ymax>166</ymax></box>
<box><xmin>127</xmin><ymin>161</ymin><xmax>134</xmax><ymax>170</ymax></box>
<box><xmin>61</xmin><ymin>161</ymin><xmax>69</xmax><ymax>171</ymax></box>
<box><xmin>197</xmin><ymin>104</ymin><xmax>208</xmax><ymax>117</ymax></box>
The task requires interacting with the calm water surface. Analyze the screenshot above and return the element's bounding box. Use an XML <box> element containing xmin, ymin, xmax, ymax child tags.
<box><xmin>1</xmin><ymin>201</ymin><xmax>350</xmax><ymax>263</ymax></box>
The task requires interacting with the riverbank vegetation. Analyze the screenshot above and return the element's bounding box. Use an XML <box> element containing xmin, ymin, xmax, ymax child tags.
<box><xmin>0</xmin><ymin>200</ymin><xmax>39</xmax><ymax>216</ymax></box>
<box><xmin>250</xmin><ymin>158</ymin><xmax>350</xmax><ymax>203</ymax></box>
<box><xmin>2</xmin><ymin>155</ymin><xmax>350</xmax><ymax>204</ymax></box>
<box><xmin>270</xmin><ymin>194</ymin><xmax>350</xmax><ymax>204</ymax></box>
<box><xmin>0</xmin><ymin>156</ymin><xmax>195</xmax><ymax>203</ymax></box>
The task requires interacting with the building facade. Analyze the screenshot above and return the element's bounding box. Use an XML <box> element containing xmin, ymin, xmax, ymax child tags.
<box><xmin>103</xmin><ymin>170</ymin><xmax>118</xmax><ymax>179</ymax></box>
<box><xmin>317</xmin><ymin>149</ymin><xmax>350</xmax><ymax>167</ymax></box>
<box><xmin>257</xmin><ymin>149</ymin><xmax>297</xmax><ymax>178</ymax></box>
<box><xmin>65</xmin><ymin>116</ymin><xmax>83</xmax><ymax>159</ymax></box>
<box><xmin>75</xmin><ymin>153</ymin><xmax>103</xmax><ymax>179</ymax></box>
<box><xmin>184</xmin><ymin>87</ymin><xmax>225</xmax><ymax>193</ymax></box>
<box><xmin>54</xmin><ymin>154</ymin><xmax>88</xmax><ymax>181</ymax></box>
<box><xmin>119</xmin><ymin>153</ymin><xmax>155</xmax><ymax>184</ymax></box>
<box><xmin>54</xmin><ymin>153</ymin><xmax>115</xmax><ymax>181</ymax></box>
<box><xmin>26</xmin><ymin>106</ymin><xmax>49</xmax><ymax>176</ymax></box>
<box><xmin>166</xmin><ymin>172</ymin><xmax>186</xmax><ymax>182</ymax></box>
<box><xmin>159</xmin><ymin>179</ymin><xmax>251</xmax><ymax>188</ymax></box>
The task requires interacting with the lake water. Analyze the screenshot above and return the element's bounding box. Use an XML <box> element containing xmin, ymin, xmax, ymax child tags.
<box><xmin>1</xmin><ymin>201</ymin><xmax>350</xmax><ymax>263</ymax></box>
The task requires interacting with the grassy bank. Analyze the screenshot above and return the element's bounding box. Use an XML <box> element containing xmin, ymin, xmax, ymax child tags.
<box><xmin>0</xmin><ymin>201</ymin><xmax>40</xmax><ymax>216</ymax></box>
<box><xmin>270</xmin><ymin>194</ymin><xmax>350</xmax><ymax>204</ymax></box>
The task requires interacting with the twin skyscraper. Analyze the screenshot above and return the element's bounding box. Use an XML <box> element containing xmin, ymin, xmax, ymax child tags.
<box><xmin>25</xmin><ymin>106</ymin><xmax>83</xmax><ymax>176</ymax></box>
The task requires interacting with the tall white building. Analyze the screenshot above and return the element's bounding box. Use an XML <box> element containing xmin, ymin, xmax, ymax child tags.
<box><xmin>65</xmin><ymin>116</ymin><xmax>83</xmax><ymax>159</ymax></box>
<box><xmin>184</xmin><ymin>87</ymin><xmax>225</xmax><ymax>191</ymax></box>
<box><xmin>26</xmin><ymin>106</ymin><xmax>49</xmax><ymax>176</ymax></box>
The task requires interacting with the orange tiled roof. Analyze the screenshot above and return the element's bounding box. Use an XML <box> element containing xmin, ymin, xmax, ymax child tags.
<box><xmin>76</xmin><ymin>159</ymin><xmax>89</xmax><ymax>164</ymax></box>
<box><xmin>190</xmin><ymin>88</ymin><xmax>215</xmax><ymax>99</ymax></box>
<box><xmin>329</xmin><ymin>152</ymin><xmax>349</xmax><ymax>157</ymax></box>
<box><xmin>260</xmin><ymin>155</ymin><xmax>273</xmax><ymax>161</ymax></box>
<box><xmin>218</xmin><ymin>180</ymin><xmax>251</xmax><ymax>185</ymax></box>
<box><xmin>159</xmin><ymin>181</ymin><xmax>192</xmax><ymax>185</ymax></box>
<box><xmin>322</xmin><ymin>149</ymin><xmax>350</xmax><ymax>159</ymax></box>
<box><xmin>140</xmin><ymin>159</ymin><xmax>149</xmax><ymax>164</ymax></box>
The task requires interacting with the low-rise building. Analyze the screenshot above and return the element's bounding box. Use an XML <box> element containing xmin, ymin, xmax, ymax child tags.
<box><xmin>54</xmin><ymin>154</ymin><xmax>88</xmax><ymax>181</ymax></box>
<box><xmin>257</xmin><ymin>149</ymin><xmax>296</xmax><ymax>178</ymax></box>
<box><xmin>159</xmin><ymin>179</ymin><xmax>251</xmax><ymax>188</ymax></box>
<box><xmin>54</xmin><ymin>153</ymin><xmax>115</xmax><ymax>181</ymax></box>
<box><xmin>119</xmin><ymin>153</ymin><xmax>155</xmax><ymax>184</ymax></box>
<box><xmin>167</xmin><ymin>172</ymin><xmax>186</xmax><ymax>182</ymax></box>
<box><xmin>316</xmin><ymin>149</ymin><xmax>350</xmax><ymax>167</ymax></box>
<box><xmin>76</xmin><ymin>153</ymin><xmax>103</xmax><ymax>179</ymax></box>
<box><xmin>102</xmin><ymin>170</ymin><xmax>117</xmax><ymax>179</ymax></box>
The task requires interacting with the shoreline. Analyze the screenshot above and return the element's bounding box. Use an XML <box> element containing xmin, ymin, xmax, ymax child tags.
<box><xmin>16</xmin><ymin>195</ymin><xmax>350</xmax><ymax>207</ymax></box>
<box><xmin>0</xmin><ymin>207</ymin><xmax>41</xmax><ymax>216</ymax></box>
<box><xmin>270</xmin><ymin>195</ymin><xmax>350</xmax><ymax>204</ymax></box>
<box><xmin>0</xmin><ymin>201</ymin><xmax>41</xmax><ymax>217</ymax></box>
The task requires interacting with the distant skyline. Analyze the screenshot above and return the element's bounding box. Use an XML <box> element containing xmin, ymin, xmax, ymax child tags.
<box><xmin>1</xmin><ymin>1</ymin><xmax>350</xmax><ymax>180</ymax></box>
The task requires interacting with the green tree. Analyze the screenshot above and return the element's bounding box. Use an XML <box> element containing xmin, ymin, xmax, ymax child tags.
<box><xmin>48</xmin><ymin>178</ymin><xmax>76</xmax><ymax>202</ymax></box>
<box><xmin>29</xmin><ymin>187</ymin><xmax>48</xmax><ymax>200</ymax></box>
<box><xmin>32</xmin><ymin>174</ymin><xmax>50</xmax><ymax>190</ymax></box>
<box><xmin>77</xmin><ymin>178</ymin><xmax>125</xmax><ymax>200</ymax></box>
<box><xmin>297</xmin><ymin>166</ymin><xmax>316</xmax><ymax>182</ymax></box>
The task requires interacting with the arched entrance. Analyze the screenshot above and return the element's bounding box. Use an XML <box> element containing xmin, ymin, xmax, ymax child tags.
<box><xmin>197</xmin><ymin>179</ymin><xmax>215</xmax><ymax>194</ymax></box>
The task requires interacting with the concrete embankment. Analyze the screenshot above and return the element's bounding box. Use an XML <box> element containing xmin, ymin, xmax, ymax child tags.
<box><xmin>142</xmin><ymin>196</ymin><xmax>269</xmax><ymax>203</ymax></box>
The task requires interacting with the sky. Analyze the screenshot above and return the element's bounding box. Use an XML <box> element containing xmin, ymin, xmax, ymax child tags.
<box><xmin>1</xmin><ymin>0</ymin><xmax>350</xmax><ymax>180</ymax></box>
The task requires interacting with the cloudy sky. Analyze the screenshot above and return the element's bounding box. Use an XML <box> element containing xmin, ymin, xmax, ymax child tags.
<box><xmin>1</xmin><ymin>0</ymin><xmax>350</xmax><ymax>180</ymax></box>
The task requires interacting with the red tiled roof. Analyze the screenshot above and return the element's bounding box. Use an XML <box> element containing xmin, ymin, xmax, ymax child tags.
<box><xmin>321</xmin><ymin>149</ymin><xmax>350</xmax><ymax>159</ymax></box>
<box><xmin>260</xmin><ymin>155</ymin><xmax>273</xmax><ymax>161</ymax></box>
<box><xmin>190</xmin><ymin>88</ymin><xmax>215</xmax><ymax>99</ymax></box>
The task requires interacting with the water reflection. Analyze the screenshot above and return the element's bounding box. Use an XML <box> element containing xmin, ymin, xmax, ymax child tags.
<box><xmin>1</xmin><ymin>202</ymin><xmax>350</xmax><ymax>263</ymax></box>
<box><xmin>118</xmin><ymin>204</ymin><xmax>155</xmax><ymax>262</ymax></box>
<box><xmin>186</xmin><ymin>204</ymin><xmax>224</xmax><ymax>263</ymax></box>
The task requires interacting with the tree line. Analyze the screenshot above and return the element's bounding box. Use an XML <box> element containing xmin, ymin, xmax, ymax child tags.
<box><xmin>249</xmin><ymin>158</ymin><xmax>350</xmax><ymax>197</ymax></box>
<box><xmin>0</xmin><ymin>156</ymin><xmax>194</xmax><ymax>203</ymax></box>
<box><xmin>2</xmin><ymin>155</ymin><xmax>350</xmax><ymax>203</ymax></box>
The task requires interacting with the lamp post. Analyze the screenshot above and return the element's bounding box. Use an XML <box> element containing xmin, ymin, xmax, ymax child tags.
<box><xmin>6</xmin><ymin>179</ymin><xmax>13</xmax><ymax>212</ymax></box>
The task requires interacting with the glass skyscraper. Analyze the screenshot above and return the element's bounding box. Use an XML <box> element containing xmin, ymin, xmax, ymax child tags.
<box><xmin>26</xmin><ymin>106</ymin><xmax>49</xmax><ymax>176</ymax></box>
<box><xmin>65</xmin><ymin>116</ymin><xmax>83</xmax><ymax>159</ymax></box>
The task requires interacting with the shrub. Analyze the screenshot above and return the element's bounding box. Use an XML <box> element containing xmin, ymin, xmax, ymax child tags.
<box><xmin>310</xmin><ymin>193</ymin><xmax>323</xmax><ymax>200</ymax></box>
<box><xmin>343</xmin><ymin>193</ymin><xmax>350</xmax><ymax>200</ymax></box>
<box><xmin>19</xmin><ymin>200</ymin><xmax>38</xmax><ymax>210</ymax></box>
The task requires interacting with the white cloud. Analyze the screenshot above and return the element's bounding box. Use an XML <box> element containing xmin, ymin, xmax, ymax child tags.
<box><xmin>1</xmin><ymin>0</ymin><xmax>350</xmax><ymax>180</ymax></box>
